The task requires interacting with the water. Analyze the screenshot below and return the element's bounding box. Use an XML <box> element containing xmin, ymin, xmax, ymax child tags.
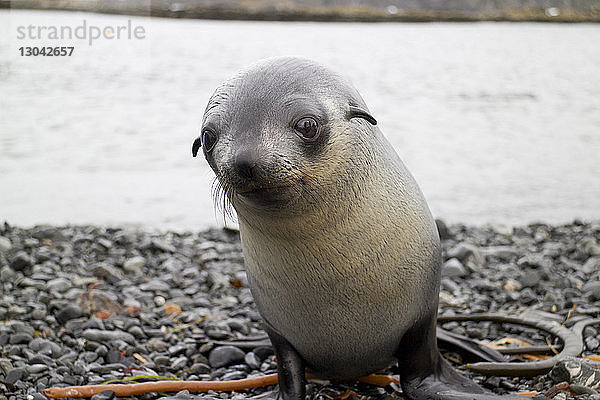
<box><xmin>1</xmin><ymin>10</ymin><xmax>599</xmax><ymax>230</ymax></box>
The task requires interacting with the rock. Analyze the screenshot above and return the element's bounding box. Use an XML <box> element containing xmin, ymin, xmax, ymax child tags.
<box><xmin>140</xmin><ymin>280</ymin><xmax>171</xmax><ymax>292</ymax></box>
<box><xmin>10</xmin><ymin>251</ymin><xmax>33</xmax><ymax>271</ymax></box>
<box><xmin>518</xmin><ymin>270</ymin><xmax>542</xmax><ymax>288</ymax></box>
<box><xmin>503</xmin><ymin>279</ymin><xmax>522</xmax><ymax>292</ymax></box>
<box><xmin>46</xmin><ymin>277</ymin><xmax>71</xmax><ymax>293</ymax></box>
<box><xmin>151</xmin><ymin>239</ymin><xmax>177</xmax><ymax>253</ymax></box>
<box><xmin>583</xmin><ymin>281</ymin><xmax>600</xmax><ymax>301</ymax></box>
<box><xmin>90</xmin><ymin>390</ymin><xmax>116</xmax><ymax>400</ymax></box>
<box><xmin>489</xmin><ymin>223</ymin><xmax>513</xmax><ymax>236</ymax></box>
<box><xmin>5</xmin><ymin>367</ymin><xmax>25</xmax><ymax>384</ymax></box>
<box><xmin>82</xmin><ymin>329</ymin><xmax>136</xmax><ymax>345</ymax></box>
<box><xmin>446</xmin><ymin>243</ymin><xmax>484</xmax><ymax>267</ymax></box>
<box><xmin>551</xmin><ymin>356</ymin><xmax>600</xmax><ymax>391</ymax></box>
<box><xmin>583</xmin><ymin>257</ymin><xmax>600</xmax><ymax>274</ymax></box>
<box><xmin>55</xmin><ymin>304</ymin><xmax>83</xmax><ymax>325</ymax></box>
<box><xmin>441</xmin><ymin>258</ymin><xmax>466</xmax><ymax>278</ymax></box>
<box><xmin>90</xmin><ymin>263</ymin><xmax>124</xmax><ymax>283</ymax></box>
<box><xmin>123</xmin><ymin>256</ymin><xmax>146</xmax><ymax>273</ymax></box>
<box><xmin>580</xmin><ymin>238</ymin><xmax>600</xmax><ymax>257</ymax></box>
<box><xmin>9</xmin><ymin>333</ymin><xmax>33</xmax><ymax>344</ymax></box>
<box><xmin>517</xmin><ymin>254</ymin><xmax>552</xmax><ymax>270</ymax></box>
<box><xmin>0</xmin><ymin>236</ymin><xmax>11</xmax><ymax>253</ymax></box>
<box><xmin>171</xmin><ymin>356</ymin><xmax>188</xmax><ymax>370</ymax></box>
<box><xmin>244</xmin><ymin>352</ymin><xmax>261</xmax><ymax>370</ymax></box>
<box><xmin>27</xmin><ymin>364</ymin><xmax>49</xmax><ymax>374</ymax></box>
<box><xmin>208</xmin><ymin>346</ymin><xmax>245</xmax><ymax>368</ymax></box>
<box><xmin>147</xmin><ymin>338</ymin><xmax>168</xmax><ymax>352</ymax></box>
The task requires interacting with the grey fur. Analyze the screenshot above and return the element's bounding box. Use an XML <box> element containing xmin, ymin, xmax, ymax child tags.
<box><xmin>200</xmin><ymin>56</ymin><xmax>441</xmax><ymax>380</ymax></box>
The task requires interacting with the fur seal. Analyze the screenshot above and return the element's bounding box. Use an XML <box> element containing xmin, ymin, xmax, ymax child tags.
<box><xmin>193</xmin><ymin>57</ymin><xmax>530</xmax><ymax>400</ymax></box>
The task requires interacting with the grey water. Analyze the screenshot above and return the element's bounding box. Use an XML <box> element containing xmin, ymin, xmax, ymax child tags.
<box><xmin>0</xmin><ymin>10</ymin><xmax>599</xmax><ymax>230</ymax></box>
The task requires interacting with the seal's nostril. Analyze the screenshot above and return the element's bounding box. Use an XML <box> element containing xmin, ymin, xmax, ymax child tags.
<box><xmin>235</xmin><ymin>151</ymin><xmax>255</xmax><ymax>180</ymax></box>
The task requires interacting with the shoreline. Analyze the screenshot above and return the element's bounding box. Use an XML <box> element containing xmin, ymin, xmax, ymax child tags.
<box><xmin>2</xmin><ymin>1</ymin><xmax>600</xmax><ymax>23</ymax></box>
<box><xmin>1</xmin><ymin>221</ymin><xmax>599</xmax><ymax>398</ymax></box>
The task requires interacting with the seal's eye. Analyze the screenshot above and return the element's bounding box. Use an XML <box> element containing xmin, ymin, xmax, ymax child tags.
<box><xmin>294</xmin><ymin>117</ymin><xmax>319</xmax><ymax>141</ymax></box>
<box><xmin>202</xmin><ymin>129</ymin><xmax>218</xmax><ymax>153</ymax></box>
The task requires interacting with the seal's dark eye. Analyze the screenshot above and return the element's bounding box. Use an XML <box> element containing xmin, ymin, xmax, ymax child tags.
<box><xmin>294</xmin><ymin>117</ymin><xmax>319</xmax><ymax>141</ymax></box>
<box><xmin>202</xmin><ymin>129</ymin><xmax>217</xmax><ymax>153</ymax></box>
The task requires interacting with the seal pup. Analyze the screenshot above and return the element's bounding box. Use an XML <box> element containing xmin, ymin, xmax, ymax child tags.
<box><xmin>193</xmin><ymin>57</ymin><xmax>530</xmax><ymax>400</ymax></box>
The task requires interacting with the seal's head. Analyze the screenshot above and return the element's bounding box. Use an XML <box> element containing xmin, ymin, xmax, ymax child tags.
<box><xmin>193</xmin><ymin>57</ymin><xmax>377</xmax><ymax>217</ymax></box>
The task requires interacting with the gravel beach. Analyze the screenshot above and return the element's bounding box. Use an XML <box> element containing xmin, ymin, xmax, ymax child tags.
<box><xmin>1</xmin><ymin>221</ymin><xmax>599</xmax><ymax>400</ymax></box>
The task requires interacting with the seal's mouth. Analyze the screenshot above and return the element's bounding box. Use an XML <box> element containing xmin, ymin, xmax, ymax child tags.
<box><xmin>236</xmin><ymin>184</ymin><xmax>295</xmax><ymax>200</ymax></box>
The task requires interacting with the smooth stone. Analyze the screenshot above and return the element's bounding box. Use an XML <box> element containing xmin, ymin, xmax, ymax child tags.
<box><xmin>244</xmin><ymin>352</ymin><xmax>261</xmax><ymax>370</ymax></box>
<box><xmin>583</xmin><ymin>281</ymin><xmax>600</xmax><ymax>301</ymax></box>
<box><xmin>90</xmin><ymin>390</ymin><xmax>116</xmax><ymax>400</ymax></box>
<box><xmin>82</xmin><ymin>329</ymin><xmax>135</xmax><ymax>345</ymax></box>
<box><xmin>208</xmin><ymin>346</ymin><xmax>245</xmax><ymax>368</ymax></box>
<box><xmin>146</xmin><ymin>338</ymin><xmax>168</xmax><ymax>352</ymax></box>
<box><xmin>140</xmin><ymin>280</ymin><xmax>171</xmax><ymax>292</ymax></box>
<box><xmin>151</xmin><ymin>239</ymin><xmax>177</xmax><ymax>253</ymax></box>
<box><xmin>580</xmin><ymin>238</ymin><xmax>600</xmax><ymax>256</ymax></box>
<box><xmin>441</xmin><ymin>258</ymin><xmax>466</xmax><ymax>278</ymax></box>
<box><xmin>0</xmin><ymin>236</ymin><xmax>11</xmax><ymax>253</ymax></box>
<box><xmin>171</xmin><ymin>356</ymin><xmax>188</xmax><ymax>370</ymax></box>
<box><xmin>153</xmin><ymin>356</ymin><xmax>170</xmax><ymax>367</ymax></box>
<box><xmin>188</xmin><ymin>363</ymin><xmax>210</xmax><ymax>374</ymax></box>
<box><xmin>123</xmin><ymin>256</ymin><xmax>146</xmax><ymax>273</ymax></box>
<box><xmin>10</xmin><ymin>321</ymin><xmax>34</xmax><ymax>335</ymax></box>
<box><xmin>489</xmin><ymin>223</ymin><xmax>513</xmax><ymax>236</ymax></box>
<box><xmin>27</xmin><ymin>364</ymin><xmax>49</xmax><ymax>374</ymax></box>
<box><xmin>221</xmin><ymin>371</ymin><xmax>247</xmax><ymax>380</ymax></box>
<box><xmin>90</xmin><ymin>263</ymin><xmax>124</xmax><ymax>283</ymax></box>
<box><xmin>519</xmin><ymin>270</ymin><xmax>542</xmax><ymax>288</ymax></box>
<box><xmin>5</xmin><ymin>368</ymin><xmax>25</xmax><ymax>384</ymax></box>
<box><xmin>9</xmin><ymin>251</ymin><xmax>33</xmax><ymax>271</ymax></box>
<box><xmin>447</xmin><ymin>243</ymin><xmax>484</xmax><ymax>267</ymax></box>
<box><xmin>128</xmin><ymin>326</ymin><xmax>146</xmax><ymax>339</ymax></box>
<box><xmin>31</xmin><ymin>308</ymin><xmax>47</xmax><ymax>320</ymax></box>
<box><xmin>55</xmin><ymin>304</ymin><xmax>83</xmax><ymax>325</ymax></box>
<box><xmin>0</xmin><ymin>266</ymin><xmax>16</xmax><ymax>281</ymax></box>
<box><xmin>45</xmin><ymin>277</ymin><xmax>71</xmax><ymax>293</ymax></box>
<box><xmin>9</xmin><ymin>333</ymin><xmax>33</xmax><ymax>344</ymax></box>
<box><xmin>583</xmin><ymin>257</ymin><xmax>600</xmax><ymax>274</ymax></box>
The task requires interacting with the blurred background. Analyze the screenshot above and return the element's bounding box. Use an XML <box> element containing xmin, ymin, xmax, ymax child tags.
<box><xmin>0</xmin><ymin>0</ymin><xmax>599</xmax><ymax>230</ymax></box>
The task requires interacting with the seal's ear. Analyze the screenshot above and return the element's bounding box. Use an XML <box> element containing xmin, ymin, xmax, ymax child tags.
<box><xmin>347</xmin><ymin>105</ymin><xmax>377</xmax><ymax>126</ymax></box>
<box><xmin>192</xmin><ymin>136</ymin><xmax>202</xmax><ymax>157</ymax></box>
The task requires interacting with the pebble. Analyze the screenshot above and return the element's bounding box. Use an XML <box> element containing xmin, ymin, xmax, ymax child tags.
<box><xmin>9</xmin><ymin>251</ymin><xmax>34</xmax><ymax>271</ymax></box>
<box><xmin>209</xmin><ymin>346</ymin><xmax>246</xmax><ymax>368</ymax></box>
<box><xmin>123</xmin><ymin>256</ymin><xmax>146</xmax><ymax>273</ymax></box>
<box><xmin>0</xmin><ymin>236</ymin><xmax>11</xmax><ymax>253</ymax></box>
<box><xmin>441</xmin><ymin>258</ymin><xmax>466</xmax><ymax>278</ymax></box>
<box><xmin>9</xmin><ymin>333</ymin><xmax>33</xmax><ymax>344</ymax></box>
<box><xmin>55</xmin><ymin>304</ymin><xmax>84</xmax><ymax>324</ymax></box>
<box><xmin>5</xmin><ymin>367</ymin><xmax>25</xmax><ymax>384</ymax></box>
<box><xmin>82</xmin><ymin>329</ymin><xmax>136</xmax><ymax>345</ymax></box>
<box><xmin>0</xmin><ymin>222</ymin><xmax>597</xmax><ymax>399</ymax></box>
<box><xmin>90</xmin><ymin>390</ymin><xmax>116</xmax><ymax>400</ymax></box>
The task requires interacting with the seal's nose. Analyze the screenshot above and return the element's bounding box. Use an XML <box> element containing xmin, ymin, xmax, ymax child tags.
<box><xmin>235</xmin><ymin>150</ymin><xmax>256</xmax><ymax>180</ymax></box>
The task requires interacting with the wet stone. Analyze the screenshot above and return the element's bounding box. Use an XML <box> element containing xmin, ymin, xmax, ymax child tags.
<box><xmin>10</xmin><ymin>251</ymin><xmax>33</xmax><ymax>271</ymax></box>
<box><xmin>55</xmin><ymin>304</ymin><xmax>83</xmax><ymax>325</ymax></box>
<box><xmin>5</xmin><ymin>368</ymin><xmax>25</xmax><ymax>384</ymax></box>
<box><xmin>9</xmin><ymin>333</ymin><xmax>33</xmax><ymax>344</ymax></box>
<box><xmin>209</xmin><ymin>346</ymin><xmax>245</xmax><ymax>368</ymax></box>
<box><xmin>90</xmin><ymin>390</ymin><xmax>116</xmax><ymax>400</ymax></box>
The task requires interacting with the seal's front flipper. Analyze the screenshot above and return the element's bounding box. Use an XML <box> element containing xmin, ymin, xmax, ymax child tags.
<box><xmin>397</xmin><ymin>319</ymin><xmax>548</xmax><ymax>400</ymax></box>
<box><xmin>264</xmin><ymin>324</ymin><xmax>306</xmax><ymax>400</ymax></box>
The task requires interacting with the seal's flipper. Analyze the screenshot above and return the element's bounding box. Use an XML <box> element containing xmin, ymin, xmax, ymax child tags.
<box><xmin>397</xmin><ymin>319</ymin><xmax>544</xmax><ymax>400</ymax></box>
<box><xmin>264</xmin><ymin>324</ymin><xmax>306</xmax><ymax>400</ymax></box>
